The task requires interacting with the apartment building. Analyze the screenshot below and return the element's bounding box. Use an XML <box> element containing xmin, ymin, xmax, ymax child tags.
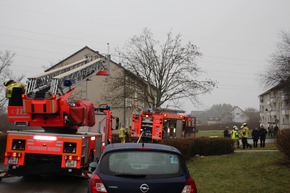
<box><xmin>46</xmin><ymin>46</ymin><xmax>153</xmax><ymax>129</ymax></box>
<box><xmin>259</xmin><ymin>85</ymin><xmax>290</xmax><ymax>129</ymax></box>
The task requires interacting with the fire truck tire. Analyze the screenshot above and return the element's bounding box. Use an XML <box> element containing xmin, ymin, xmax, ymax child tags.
<box><xmin>88</xmin><ymin>150</ymin><xmax>94</xmax><ymax>163</ymax></box>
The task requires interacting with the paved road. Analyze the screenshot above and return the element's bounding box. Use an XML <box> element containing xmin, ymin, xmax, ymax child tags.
<box><xmin>241</xmin><ymin>137</ymin><xmax>276</xmax><ymax>144</ymax></box>
<box><xmin>0</xmin><ymin>173</ymin><xmax>89</xmax><ymax>193</ymax></box>
<box><xmin>0</xmin><ymin>163</ymin><xmax>88</xmax><ymax>193</ymax></box>
<box><xmin>235</xmin><ymin>149</ymin><xmax>278</xmax><ymax>153</ymax></box>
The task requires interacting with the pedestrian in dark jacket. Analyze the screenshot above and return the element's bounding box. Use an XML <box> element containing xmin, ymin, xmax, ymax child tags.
<box><xmin>223</xmin><ymin>127</ymin><xmax>230</xmax><ymax>138</ymax></box>
<box><xmin>259</xmin><ymin>125</ymin><xmax>267</xmax><ymax>148</ymax></box>
<box><xmin>274</xmin><ymin>125</ymin><xmax>279</xmax><ymax>138</ymax></box>
<box><xmin>251</xmin><ymin>127</ymin><xmax>259</xmax><ymax>148</ymax></box>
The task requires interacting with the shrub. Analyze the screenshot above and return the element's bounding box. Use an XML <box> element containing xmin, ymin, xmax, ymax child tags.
<box><xmin>192</xmin><ymin>137</ymin><xmax>235</xmax><ymax>156</ymax></box>
<box><xmin>111</xmin><ymin>134</ymin><xmax>234</xmax><ymax>159</ymax></box>
<box><xmin>276</xmin><ymin>129</ymin><xmax>290</xmax><ymax>161</ymax></box>
<box><xmin>161</xmin><ymin>138</ymin><xmax>193</xmax><ymax>160</ymax></box>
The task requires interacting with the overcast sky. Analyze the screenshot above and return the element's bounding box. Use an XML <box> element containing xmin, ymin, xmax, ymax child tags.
<box><xmin>1</xmin><ymin>0</ymin><xmax>290</xmax><ymax>113</ymax></box>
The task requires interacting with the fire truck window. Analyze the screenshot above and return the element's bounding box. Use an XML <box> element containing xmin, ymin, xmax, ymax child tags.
<box><xmin>63</xmin><ymin>142</ymin><xmax>76</xmax><ymax>153</ymax></box>
<box><xmin>12</xmin><ymin>139</ymin><xmax>26</xmax><ymax>150</ymax></box>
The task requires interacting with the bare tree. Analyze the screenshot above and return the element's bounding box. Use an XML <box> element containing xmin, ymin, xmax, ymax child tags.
<box><xmin>244</xmin><ymin>107</ymin><xmax>260</xmax><ymax>128</ymax></box>
<box><xmin>0</xmin><ymin>50</ymin><xmax>25</xmax><ymax>111</ymax></box>
<box><xmin>262</xmin><ymin>31</ymin><xmax>290</xmax><ymax>103</ymax></box>
<box><xmin>206</xmin><ymin>104</ymin><xmax>233</xmax><ymax>118</ymax></box>
<box><xmin>113</xmin><ymin>28</ymin><xmax>215</xmax><ymax>110</ymax></box>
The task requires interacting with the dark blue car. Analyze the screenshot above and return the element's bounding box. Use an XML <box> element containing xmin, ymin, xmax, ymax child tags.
<box><xmin>88</xmin><ymin>143</ymin><xmax>197</xmax><ymax>193</ymax></box>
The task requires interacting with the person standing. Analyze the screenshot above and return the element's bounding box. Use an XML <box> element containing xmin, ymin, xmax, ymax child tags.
<box><xmin>251</xmin><ymin>127</ymin><xmax>259</xmax><ymax>148</ymax></box>
<box><xmin>241</xmin><ymin>123</ymin><xmax>252</xmax><ymax>149</ymax></box>
<box><xmin>274</xmin><ymin>125</ymin><xmax>279</xmax><ymax>138</ymax></box>
<box><xmin>224</xmin><ymin>127</ymin><xmax>230</xmax><ymax>138</ymax></box>
<box><xmin>268</xmin><ymin>125</ymin><xmax>274</xmax><ymax>138</ymax></box>
<box><xmin>127</xmin><ymin>126</ymin><xmax>132</xmax><ymax>142</ymax></box>
<box><xmin>231</xmin><ymin>126</ymin><xmax>240</xmax><ymax>148</ymax></box>
<box><xmin>259</xmin><ymin>125</ymin><xmax>268</xmax><ymax>148</ymax></box>
<box><xmin>4</xmin><ymin>79</ymin><xmax>26</xmax><ymax>106</ymax></box>
<box><xmin>119</xmin><ymin>125</ymin><xmax>127</xmax><ymax>143</ymax></box>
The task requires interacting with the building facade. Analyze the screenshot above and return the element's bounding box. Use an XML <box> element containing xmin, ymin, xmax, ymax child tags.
<box><xmin>230</xmin><ymin>106</ymin><xmax>249</xmax><ymax>123</ymax></box>
<box><xmin>45</xmin><ymin>46</ymin><xmax>153</xmax><ymax>129</ymax></box>
<box><xmin>259</xmin><ymin>86</ymin><xmax>290</xmax><ymax>129</ymax></box>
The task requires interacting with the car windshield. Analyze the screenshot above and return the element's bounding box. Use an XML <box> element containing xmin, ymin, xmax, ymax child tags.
<box><xmin>100</xmin><ymin>151</ymin><xmax>186</xmax><ymax>178</ymax></box>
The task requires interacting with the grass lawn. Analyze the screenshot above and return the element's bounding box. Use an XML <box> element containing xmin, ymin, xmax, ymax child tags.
<box><xmin>187</xmin><ymin>151</ymin><xmax>290</xmax><ymax>193</ymax></box>
<box><xmin>197</xmin><ymin>129</ymin><xmax>226</xmax><ymax>138</ymax></box>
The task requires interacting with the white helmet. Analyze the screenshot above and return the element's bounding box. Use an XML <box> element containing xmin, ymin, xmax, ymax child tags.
<box><xmin>3</xmin><ymin>79</ymin><xmax>11</xmax><ymax>86</ymax></box>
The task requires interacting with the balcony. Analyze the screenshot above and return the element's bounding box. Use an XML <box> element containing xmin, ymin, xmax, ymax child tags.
<box><xmin>282</xmin><ymin>110</ymin><xmax>289</xmax><ymax>115</ymax></box>
<box><xmin>270</xmin><ymin>111</ymin><xmax>277</xmax><ymax>116</ymax></box>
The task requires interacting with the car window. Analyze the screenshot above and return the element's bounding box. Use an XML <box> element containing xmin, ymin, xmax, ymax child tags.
<box><xmin>100</xmin><ymin>151</ymin><xmax>186</xmax><ymax>178</ymax></box>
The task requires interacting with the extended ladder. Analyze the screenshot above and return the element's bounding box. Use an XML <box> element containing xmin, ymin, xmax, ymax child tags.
<box><xmin>25</xmin><ymin>55</ymin><xmax>109</xmax><ymax>99</ymax></box>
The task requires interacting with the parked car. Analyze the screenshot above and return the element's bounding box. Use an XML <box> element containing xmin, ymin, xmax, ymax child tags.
<box><xmin>88</xmin><ymin>142</ymin><xmax>197</xmax><ymax>193</ymax></box>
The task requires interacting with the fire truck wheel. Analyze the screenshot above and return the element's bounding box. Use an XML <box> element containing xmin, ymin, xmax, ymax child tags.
<box><xmin>88</xmin><ymin>150</ymin><xmax>94</xmax><ymax>162</ymax></box>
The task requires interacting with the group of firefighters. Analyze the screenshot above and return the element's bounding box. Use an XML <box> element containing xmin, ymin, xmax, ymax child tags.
<box><xmin>225</xmin><ymin>123</ymin><xmax>269</xmax><ymax>149</ymax></box>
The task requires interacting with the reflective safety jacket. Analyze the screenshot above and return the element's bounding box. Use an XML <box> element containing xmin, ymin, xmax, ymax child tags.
<box><xmin>241</xmin><ymin>126</ymin><xmax>250</xmax><ymax>138</ymax></box>
<box><xmin>119</xmin><ymin>127</ymin><xmax>127</xmax><ymax>138</ymax></box>
<box><xmin>231</xmin><ymin>130</ymin><xmax>239</xmax><ymax>139</ymax></box>
<box><xmin>5</xmin><ymin>82</ymin><xmax>26</xmax><ymax>98</ymax></box>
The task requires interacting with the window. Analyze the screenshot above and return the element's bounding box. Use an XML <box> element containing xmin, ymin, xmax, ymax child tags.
<box><xmin>100</xmin><ymin>151</ymin><xmax>186</xmax><ymax>178</ymax></box>
<box><xmin>260</xmin><ymin>96</ymin><xmax>264</xmax><ymax>103</ymax></box>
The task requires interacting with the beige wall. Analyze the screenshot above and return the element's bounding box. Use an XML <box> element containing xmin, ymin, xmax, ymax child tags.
<box><xmin>260</xmin><ymin>90</ymin><xmax>290</xmax><ymax>129</ymax></box>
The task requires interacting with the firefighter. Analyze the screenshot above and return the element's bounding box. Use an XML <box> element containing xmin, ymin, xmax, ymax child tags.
<box><xmin>230</xmin><ymin>126</ymin><xmax>240</xmax><ymax>148</ymax></box>
<box><xmin>119</xmin><ymin>125</ymin><xmax>127</xmax><ymax>143</ymax></box>
<box><xmin>241</xmin><ymin>123</ymin><xmax>252</xmax><ymax>149</ymax></box>
<box><xmin>3</xmin><ymin>79</ymin><xmax>26</xmax><ymax>106</ymax></box>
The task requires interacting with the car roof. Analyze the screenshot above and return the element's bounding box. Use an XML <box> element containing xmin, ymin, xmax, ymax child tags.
<box><xmin>103</xmin><ymin>143</ymin><xmax>182</xmax><ymax>155</ymax></box>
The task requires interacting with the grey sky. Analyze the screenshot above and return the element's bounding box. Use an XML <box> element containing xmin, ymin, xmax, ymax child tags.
<box><xmin>1</xmin><ymin>0</ymin><xmax>290</xmax><ymax>113</ymax></box>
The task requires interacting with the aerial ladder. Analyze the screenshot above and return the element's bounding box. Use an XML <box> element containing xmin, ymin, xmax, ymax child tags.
<box><xmin>8</xmin><ymin>55</ymin><xmax>109</xmax><ymax>132</ymax></box>
<box><xmin>1</xmin><ymin>54</ymin><xmax>113</xmax><ymax>179</ymax></box>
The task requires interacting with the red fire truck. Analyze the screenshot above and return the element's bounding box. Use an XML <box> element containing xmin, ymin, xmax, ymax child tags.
<box><xmin>131</xmin><ymin>109</ymin><xmax>196</xmax><ymax>142</ymax></box>
<box><xmin>1</xmin><ymin>55</ymin><xmax>113</xmax><ymax>179</ymax></box>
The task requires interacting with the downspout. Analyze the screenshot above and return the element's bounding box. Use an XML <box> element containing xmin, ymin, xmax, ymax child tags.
<box><xmin>123</xmin><ymin>72</ymin><xmax>126</xmax><ymax>126</ymax></box>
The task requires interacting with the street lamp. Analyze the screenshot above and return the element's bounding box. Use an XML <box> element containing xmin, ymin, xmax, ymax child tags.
<box><xmin>86</xmin><ymin>78</ymin><xmax>92</xmax><ymax>100</ymax></box>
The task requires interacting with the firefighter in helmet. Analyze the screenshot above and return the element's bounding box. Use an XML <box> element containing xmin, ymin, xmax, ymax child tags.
<box><xmin>3</xmin><ymin>78</ymin><xmax>26</xmax><ymax>106</ymax></box>
<box><xmin>230</xmin><ymin>125</ymin><xmax>240</xmax><ymax>148</ymax></box>
<box><xmin>241</xmin><ymin>123</ymin><xmax>252</xmax><ymax>149</ymax></box>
